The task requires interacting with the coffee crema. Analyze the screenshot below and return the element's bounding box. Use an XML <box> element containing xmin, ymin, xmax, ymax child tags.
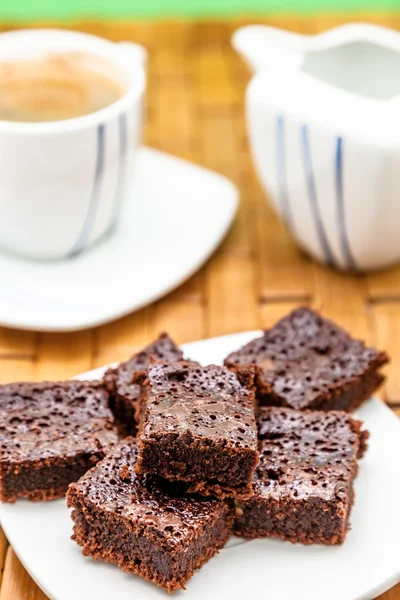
<box><xmin>0</xmin><ymin>52</ymin><xmax>127</xmax><ymax>122</ymax></box>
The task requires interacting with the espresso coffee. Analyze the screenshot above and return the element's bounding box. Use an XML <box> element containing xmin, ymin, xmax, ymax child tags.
<box><xmin>0</xmin><ymin>52</ymin><xmax>126</xmax><ymax>122</ymax></box>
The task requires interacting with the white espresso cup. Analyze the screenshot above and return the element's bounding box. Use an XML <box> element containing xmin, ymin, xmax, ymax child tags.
<box><xmin>0</xmin><ymin>29</ymin><xmax>146</xmax><ymax>260</ymax></box>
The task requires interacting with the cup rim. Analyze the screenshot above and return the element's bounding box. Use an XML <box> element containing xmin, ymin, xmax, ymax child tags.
<box><xmin>0</xmin><ymin>28</ymin><xmax>146</xmax><ymax>135</ymax></box>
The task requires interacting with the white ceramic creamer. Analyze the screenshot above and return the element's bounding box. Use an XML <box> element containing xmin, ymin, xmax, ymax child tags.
<box><xmin>233</xmin><ymin>23</ymin><xmax>400</xmax><ymax>271</ymax></box>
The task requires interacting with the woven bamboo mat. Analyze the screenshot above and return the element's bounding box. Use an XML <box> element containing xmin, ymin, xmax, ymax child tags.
<box><xmin>0</xmin><ymin>15</ymin><xmax>399</xmax><ymax>599</ymax></box>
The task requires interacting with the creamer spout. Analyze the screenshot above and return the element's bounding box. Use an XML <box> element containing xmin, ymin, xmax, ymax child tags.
<box><xmin>232</xmin><ymin>25</ymin><xmax>305</xmax><ymax>73</ymax></box>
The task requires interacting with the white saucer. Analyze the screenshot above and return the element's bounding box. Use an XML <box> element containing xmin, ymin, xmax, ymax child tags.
<box><xmin>1</xmin><ymin>147</ymin><xmax>238</xmax><ymax>332</ymax></box>
<box><xmin>0</xmin><ymin>331</ymin><xmax>399</xmax><ymax>600</ymax></box>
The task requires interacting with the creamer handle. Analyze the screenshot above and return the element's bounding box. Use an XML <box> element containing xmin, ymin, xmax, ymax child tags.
<box><xmin>232</xmin><ymin>25</ymin><xmax>305</xmax><ymax>72</ymax></box>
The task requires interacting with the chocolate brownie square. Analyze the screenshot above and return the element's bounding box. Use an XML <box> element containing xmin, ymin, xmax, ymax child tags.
<box><xmin>136</xmin><ymin>361</ymin><xmax>258</xmax><ymax>499</ymax></box>
<box><xmin>0</xmin><ymin>381</ymin><xmax>119</xmax><ymax>502</ymax></box>
<box><xmin>67</xmin><ymin>438</ymin><xmax>233</xmax><ymax>593</ymax></box>
<box><xmin>225</xmin><ymin>307</ymin><xmax>388</xmax><ymax>411</ymax></box>
<box><xmin>234</xmin><ymin>407</ymin><xmax>368</xmax><ymax>544</ymax></box>
<box><xmin>103</xmin><ymin>333</ymin><xmax>183</xmax><ymax>434</ymax></box>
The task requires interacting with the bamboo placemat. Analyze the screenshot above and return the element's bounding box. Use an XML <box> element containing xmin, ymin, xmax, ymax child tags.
<box><xmin>0</xmin><ymin>15</ymin><xmax>399</xmax><ymax>599</ymax></box>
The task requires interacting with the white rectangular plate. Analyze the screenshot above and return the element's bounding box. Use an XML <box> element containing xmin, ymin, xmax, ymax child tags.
<box><xmin>0</xmin><ymin>331</ymin><xmax>399</xmax><ymax>600</ymax></box>
<box><xmin>0</xmin><ymin>147</ymin><xmax>238</xmax><ymax>332</ymax></box>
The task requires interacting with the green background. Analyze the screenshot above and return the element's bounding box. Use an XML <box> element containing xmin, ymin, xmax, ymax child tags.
<box><xmin>2</xmin><ymin>0</ymin><xmax>400</xmax><ymax>21</ymax></box>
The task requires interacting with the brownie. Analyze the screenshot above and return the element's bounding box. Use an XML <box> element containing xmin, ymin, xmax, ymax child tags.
<box><xmin>67</xmin><ymin>438</ymin><xmax>233</xmax><ymax>593</ymax></box>
<box><xmin>0</xmin><ymin>381</ymin><xmax>119</xmax><ymax>502</ymax></box>
<box><xmin>136</xmin><ymin>361</ymin><xmax>258</xmax><ymax>500</ymax></box>
<box><xmin>103</xmin><ymin>333</ymin><xmax>183</xmax><ymax>435</ymax></box>
<box><xmin>225</xmin><ymin>307</ymin><xmax>388</xmax><ymax>412</ymax></box>
<box><xmin>234</xmin><ymin>407</ymin><xmax>368</xmax><ymax>545</ymax></box>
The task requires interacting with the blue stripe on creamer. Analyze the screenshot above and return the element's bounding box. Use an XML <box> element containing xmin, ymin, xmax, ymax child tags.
<box><xmin>68</xmin><ymin>124</ymin><xmax>105</xmax><ymax>258</ymax></box>
<box><xmin>335</xmin><ymin>137</ymin><xmax>358</xmax><ymax>270</ymax></box>
<box><xmin>109</xmin><ymin>113</ymin><xmax>128</xmax><ymax>232</ymax></box>
<box><xmin>301</xmin><ymin>124</ymin><xmax>337</xmax><ymax>267</ymax></box>
<box><xmin>276</xmin><ymin>115</ymin><xmax>294</xmax><ymax>233</ymax></box>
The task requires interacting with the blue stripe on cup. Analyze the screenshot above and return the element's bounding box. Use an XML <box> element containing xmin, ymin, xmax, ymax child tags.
<box><xmin>68</xmin><ymin>124</ymin><xmax>105</xmax><ymax>258</ymax></box>
<box><xmin>109</xmin><ymin>113</ymin><xmax>128</xmax><ymax>232</ymax></box>
<box><xmin>276</xmin><ymin>115</ymin><xmax>295</xmax><ymax>233</ymax></box>
<box><xmin>335</xmin><ymin>137</ymin><xmax>358</xmax><ymax>270</ymax></box>
<box><xmin>301</xmin><ymin>124</ymin><xmax>337</xmax><ymax>267</ymax></box>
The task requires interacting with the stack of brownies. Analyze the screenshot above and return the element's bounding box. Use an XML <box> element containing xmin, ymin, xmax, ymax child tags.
<box><xmin>0</xmin><ymin>308</ymin><xmax>389</xmax><ymax>593</ymax></box>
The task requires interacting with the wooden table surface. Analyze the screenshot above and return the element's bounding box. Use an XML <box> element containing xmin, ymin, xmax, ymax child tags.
<box><xmin>1</xmin><ymin>14</ymin><xmax>400</xmax><ymax>600</ymax></box>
